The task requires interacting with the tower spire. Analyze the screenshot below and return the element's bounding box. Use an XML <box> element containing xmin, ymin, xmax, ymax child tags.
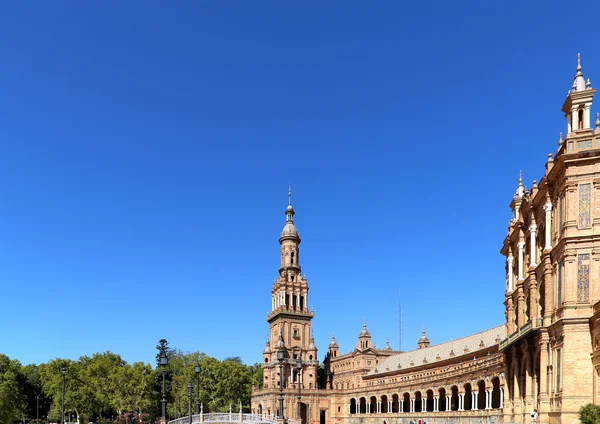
<box><xmin>288</xmin><ymin>183</ymin><xmax>292</xmax><ymax>206</ymax></box>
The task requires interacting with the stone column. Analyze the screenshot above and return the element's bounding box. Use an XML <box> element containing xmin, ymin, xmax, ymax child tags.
<box><xmin>447</xmin><ymin>395</ymin><xmax>451</xmax><ymax>411</ymax></box>
<box><xmin>506</xmin><ymin>296</ymin><xmax>515</xmax><ymax>334</ymax></box>
<box><xmin>473</xmin><ymin>391</ymin><xmax>478</xmax><ymax>410</ymax></box>
<box><xmin>572</xmin><ymin>107</ymin><xmax>579</xmax><ymax>130</ymax></box>
<box><xmin>530</xmin><ymin>223</ymin><xmax>537</xmax><ymax>267</ymax></box>
<box><xmin>458</xmin><ymin>394</ymin><xmax>464</xmax><ymax>411</ymax></box>
<box><xmin>410</xmin><ymin>399</ymin><xmax>414</xmax><ymax>413</ymax></box>
<box><xmin>500</xmin><ymin>388</ymin><xmax>504</xmax><ymax>409</ymax></box>
<box><xmin>518</xmin><ymin>241</ymin><xmax>525</xmax><ymax>279</ymax></box>
<box><xmin>296</xmin><ymin>292</ymin><xmax>300</xmax><ymax>310</ymax></box>
<box><xmin>434</xmin><ymin>396</ymin><xmax>439</xmax><ymax>412</ymax></box>
<box><xmin>507</xmin><ymin>255</ymin><xmax>514</xmax><ymax>292</ymax></box>
<box><xmin>389</xmin><ymin>401</ymin><xmax>392</xmax><ymax>413</ymax></box>
<box><xmin>544</xmin><ymin>202</ymin><xmax>552</xmax><ymax>250</ymax></box>
<box><xmin>421</xmin><ymin>398</ymin><xmax>425</xmax><ymax>412</ymax></box>
<box><xmin>585</xmin><ymin>104</ymin><xmax>592</xmax><ymax>128</ymax></box>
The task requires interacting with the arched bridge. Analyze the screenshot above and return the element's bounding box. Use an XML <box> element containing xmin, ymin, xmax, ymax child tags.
<box><xmin>168</xmin><ymin>413</ymin><xmax>298</xmax><ymax>424</ymax></box>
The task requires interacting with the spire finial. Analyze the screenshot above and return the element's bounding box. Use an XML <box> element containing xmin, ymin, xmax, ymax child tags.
<box><xmin>519</xmin><ymin>170</ymin><xmax>523</xmax><ymax>185</ymax></box>
<box><xmin>559</xmin><ymin>132</ymin><xmax>563</xmax><ymax>146</ymax></box>
<box><xmin>288</xmin><ymin>183</ymin><xmax>292</xmax><ymax>206</ymax></box>
<box><xmin>577</xmin><ymin>53</ymin><xmax>582</xmax><ymax>72</ymax></box>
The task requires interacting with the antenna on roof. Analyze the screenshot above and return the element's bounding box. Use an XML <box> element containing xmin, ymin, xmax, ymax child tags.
<box><xmin>398</xmin><ymin>290</ymin><xmax>402</xmax><ymax>352</ymax></box>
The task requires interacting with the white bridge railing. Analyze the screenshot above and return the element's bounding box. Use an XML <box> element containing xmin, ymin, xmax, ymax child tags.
<box><xmin>168</xmin><ymin>413</ymin><xmax>278</xmax><ymax>424</ymax></box>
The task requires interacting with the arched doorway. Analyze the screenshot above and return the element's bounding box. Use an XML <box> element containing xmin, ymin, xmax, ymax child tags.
<box><xmin>370</xmin><ymin>396</ymin><xmax>377</xmax><ymax>414</ymax></box>
<box><xmin>426</xmin><ymin>390</ymin><xmax>434</xmax><ymax>412</ymax></box>
<box><xmin>391</xmin><ymin>394</ymin><xmax>399</xmax><ymax>413</ymax></box>
<box><xmin>359</xmin><ymin>397</ymin><xmax>367</xmax><ymax>414</ymax></box>
<box><xmin>414</xmin><ymin>392</ymin><xmax>422</xmax><ymax>413</ymax></box>
<box><xmin>257</xmin><ymin>404</ymin><xmax>263</xmax><ymax>415</ymax></box>
<box><xmin>381</xmin><ymin>395</ymin><xmax>388</xmax><ymax>413</ymax></box>
<box><xmin>299</xmin><ymin>403</ymin><xmax>307</xmax><ymax>424</ymax></box>
<box><xmin>491</xmin><ymin>377</ymin><xmax>501</xmax><ymax>409</ymax></box>
<box><xmin>350</xmin><ymin>398</ymin><xmax>356</xmax><ymax>414</ymax></box>
<box><xmin>477</xmin><ymin>380</ymin><xmax>486</xmax><ymax>410</ymax></box>
<box><xmin>402</xmin><ymin>393</ymin><xmax>410</xmax><ymax>413</ymax></box>
<box><xmin>464</xmin><ymin>383</ymin><xmax>472</xmax><ymax>410</ymax></box>
<box><xmin>438</xmin><ymin>388</ymin><xmax>446</xmax><ymax>412</ymax></box>
<box><xmin>450</xmin><ymin>386</ymin><xmax>459</xmax><ymax>411</ymax></box>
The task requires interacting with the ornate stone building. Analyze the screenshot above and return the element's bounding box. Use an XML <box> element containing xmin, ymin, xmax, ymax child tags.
<box><xmin>500</xmin><ymin>54</ymin><xmax>600</xmax><ymax>424</ymax></box>
<box><xmin>252</xmin><ymin>55</ymin><xmax>600</xmax><ymax>424</ymax></box>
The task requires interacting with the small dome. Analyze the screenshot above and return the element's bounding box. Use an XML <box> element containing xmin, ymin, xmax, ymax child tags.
<box><xmin>418</xmin><ymin>329</ymin><xmax>430</xmax><ymax>343</ymax></box>
<box><xmin>263</xmin><ymin>340</ymin><xmax>272</xmax><ymax>354</ymax></box>
<box><xmin>359</xmin><ymin>322</ymin><xmax>370</xmax><ymax>338</ymax></box>
<box><xmin>329</xmin><ymin>335</ymin><xmax>339</xmax><ymax>349</ymax></box>
<box><xmin>281</xmin><ymin>223</ymin><xmax>298</xmax><ymax>238</ymax></box>
<box><xmin>384</xmin><ymin>339</ymin><xmax>392</xmax><ymax>351</ymax></box>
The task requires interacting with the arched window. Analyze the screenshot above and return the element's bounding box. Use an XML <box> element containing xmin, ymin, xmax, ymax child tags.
<box><xmin>291</xmin><ymin>251</ymin><xmax>295</xmax><ymax>264</ymax></box>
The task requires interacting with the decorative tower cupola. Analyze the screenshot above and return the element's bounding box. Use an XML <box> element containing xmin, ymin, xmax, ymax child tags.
<box><xmin>307</xmin><ymin>333</ymin><xmax>318</xmax><ymax>361</ymax></box>
<box><xmin>279</xmin><ymin>186</ymin><xmax>301</xmax><ymax>283</ymax></box>
<box><xmin>328</xmin><ymin>334</ymin><xmax>340</xmax><ymax>358</ymax></box>
<box><xmin>417</xmin><ymin>329</ymin><xmax>430</xmax><ymax>349</ymax></box>
<box><xmin>511</xmin><ymin>171</ymin><xmax>527</xmax><ymax>222</ymax></box>
<box><xmin>384</xmin><ymin>339</ymin><xmax>393</xmax><ymax>352</ymax></box>
<box><xmin>357</xmin><ymin>321</ymin><xmax>372</xmax><ymax>350</ymax></box>
<box><xmin>563</xmin><ymin>54</ymin><xmax>597</xmax><ymax>136</ymax></box>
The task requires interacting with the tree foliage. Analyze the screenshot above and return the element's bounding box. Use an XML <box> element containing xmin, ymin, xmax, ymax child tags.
<box><xmin>580</xmin><ymin>404</ymin><xmax>600</xmax><ymax>424</ymax></box>
<box><xmin>1</xmin><ymin>340</ymin><xmax>261</xmax><ymax>424</ymax></box>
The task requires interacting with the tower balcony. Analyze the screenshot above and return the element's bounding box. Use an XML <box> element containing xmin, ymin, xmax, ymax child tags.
<box><xmin>498</xmin><ymin>318</ymin><xmax>543</xmax><ymax>350</ymax></box>
<box><xmin>267</xmin><ymin>307</ymin><xmax>314</xmax><ymax>322</ymax></box>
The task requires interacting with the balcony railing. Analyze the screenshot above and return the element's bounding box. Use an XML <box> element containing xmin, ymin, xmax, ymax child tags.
<box><xmin>499</xmin><ymin>318</ymin><xmax>543</xmax><ymax>350</ymax></box>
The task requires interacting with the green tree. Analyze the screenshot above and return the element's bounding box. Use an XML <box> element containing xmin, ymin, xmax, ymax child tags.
<box><xmin>0</xmin><ymin>354</ymin><xmax>26</xmax><ymax>424</ymax></box>
<box><xmin>580</xmin><ymin>404</ymin><xmax>600</xmax><ymax>424</ymax></box>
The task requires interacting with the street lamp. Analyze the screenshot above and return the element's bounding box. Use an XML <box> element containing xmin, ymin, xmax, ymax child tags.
<box><xmin>194</xmin><ymin>364</ymin><xmax>201</xmax><ymax>414</ymax></box>
<box><xmin>296</xmin><ymin>360</ymin><xmax>302</xmax><ymax>421</ymax></box>
<box><xmin>187</xmin><ymin>384</ymin><xmax>193</xmax><ymax>424</ymax></box>
<box><xmin>61</xmin><ymin>365</ymin><xmax>67</xmax><ymax>424</ymax></box>
<box><xmin>160</xmin><ymin>352</ymin><xmax>168</xmax><ymax>423</ymax></box>
<box><xmin>277</xmin><ymin>346</ymin><xmax>285</xmax><ymax>420</ymax></box>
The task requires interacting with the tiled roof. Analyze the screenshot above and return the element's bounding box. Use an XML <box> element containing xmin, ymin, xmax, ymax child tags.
<box><xmin>367</xmin><ymin>325</ymin><xmax>505</xmax><ymax>376</ymax></box>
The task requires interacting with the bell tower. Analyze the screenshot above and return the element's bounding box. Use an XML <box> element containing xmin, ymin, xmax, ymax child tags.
<box><xmin>563</xmin><ymin>53</ymin><xmax>597</xmax><ymax>135</ymax></box>
<box><xmin>261</xmin><ymin>188</ymin><xmax>318</xmax><ymax>392</ymax></box>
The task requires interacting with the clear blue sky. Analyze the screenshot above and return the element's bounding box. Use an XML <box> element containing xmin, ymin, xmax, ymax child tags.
<box><xmin>1</xmin><ymin>1</ymin><xmax>599</xmax><ymax>367</ymax></box>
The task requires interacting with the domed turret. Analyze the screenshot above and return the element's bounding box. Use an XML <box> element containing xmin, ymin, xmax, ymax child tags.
<box><xmin>359</xmin><ymin>322</ymin><xmax>371</xmax><ymax>338</ymax></box>
<box><xmin>279</xmin><ymin>187</ymin><xmax>300</xmax><ymax>242</ymax></box>
<box><xmin>384</xmin><ymin>339</ymin><xmax>393</xmax><ymax>351</ymax></box>
<box><xmin>263</xmin><ymin>340</ymin><xmax>272</xmax><ymax>354</ymax></box>
<box><xmin>357</xmin><ymin>321</ymin><xmax>372</xmax><ymax>350</ymax></box>
<box><xmin>418</xmin><ymin>329</ymin><xmax>430</xmax><ymax>349</ymax></box>
<box><xmin>328</xmin><ymin>335</ymin><xmax>339</xmax><ymax>349</ymax></box>
<box><xmin>308</xmin><ymin>335</ymin><xmax>317</xmax><ymax>351</ymax></box>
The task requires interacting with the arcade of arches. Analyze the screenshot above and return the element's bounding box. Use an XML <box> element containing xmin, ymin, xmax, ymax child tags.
<box><xmin>348</xmin><ymin>377</ymin><xmax>503</xmax><ymax>415</ymax></box>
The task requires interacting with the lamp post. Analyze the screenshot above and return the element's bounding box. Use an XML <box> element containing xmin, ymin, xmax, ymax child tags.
<box><xmin>160</xmin><ymin>351</ymin><xmax>168</xmax><ymax>424</ymax></box>
<box><xmin>296</xmin><ymin>360</ymin><xmax>302</xmax><ymax>421</ymax></box>
<box><xmin>187</xmin><ymin>384</ymin><xmax>193</xmax><ymax>424</ymax></box>
<box><xmin>61</xmin><ymin>365</ymin><xmax>67</xmax><ymax>424</ymax></box>
<box><xmin>277</xmin><ymin>347</ymin><xmax>284</xmax><ymax>420</ymax></box>
<box><xmin>194</xmin><ymin>364</ymin><xmax>201</xmax><ymax>414</ymax></box>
